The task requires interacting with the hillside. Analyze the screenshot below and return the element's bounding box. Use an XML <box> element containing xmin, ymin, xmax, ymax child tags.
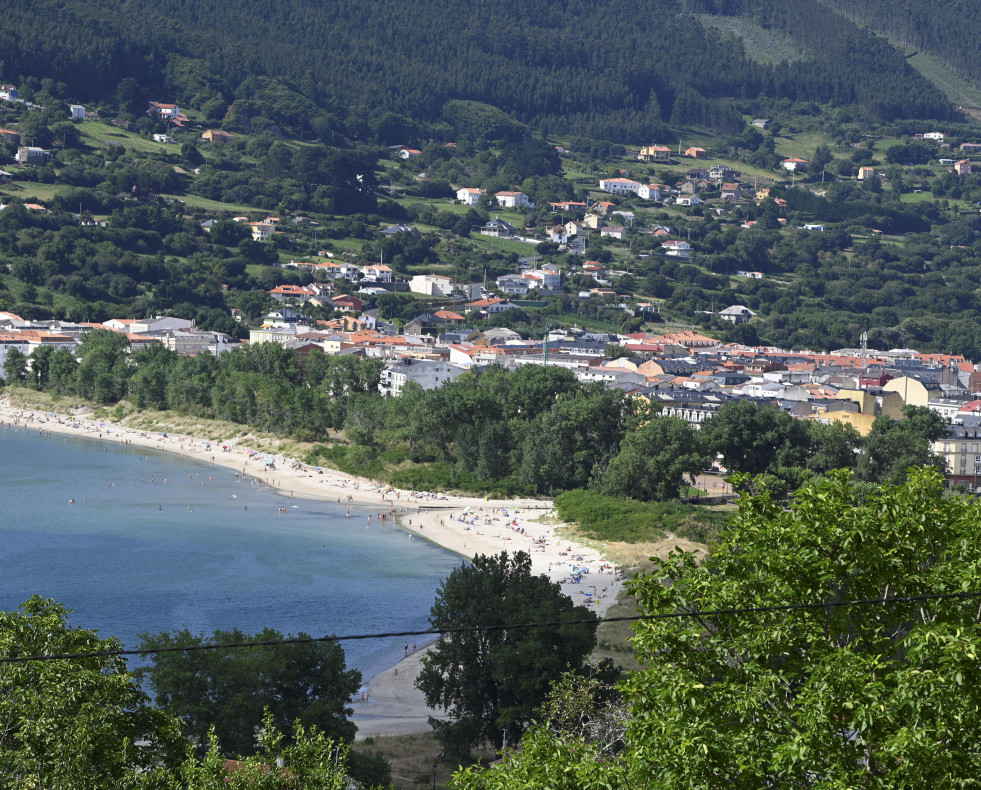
<box><xmin>0</xmin><ymin>0</ymin><xmax>959</xmax><ymax>144</ymax></box>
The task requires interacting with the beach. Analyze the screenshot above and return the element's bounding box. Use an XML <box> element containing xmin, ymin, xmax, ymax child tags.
<box><xmin>0</xmin><ymin>397</ymin><xmax>624</xmax><ymax>737</ymax></box>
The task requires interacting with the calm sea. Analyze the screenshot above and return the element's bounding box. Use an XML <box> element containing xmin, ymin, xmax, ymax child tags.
<box><xmin>0</xmin><ymin>425</ymin><xmax>461</xmax><ymax>681</ymax></box>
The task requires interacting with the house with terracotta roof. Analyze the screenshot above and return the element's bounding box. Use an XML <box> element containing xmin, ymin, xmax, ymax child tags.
<box><xmin>0</xmin><ymin>129</ymin><xmax>19</xmax><ymax>144</ymax></box>
<box><xmin>720</xmin><ymin>183</ymin><xmax>742</xmax><ymax>200</ymax></box>
<box><xmin>684</xmin><ymin>146</ymin><xmax>707</xmax><ymax>158</ymax></box>
<box><xmin>465</xmin><ymin>298</ymin><xmax>519</xmax><ymax>315</ymax></box>
<box><xmin>495</xmin><ymin>191</ymin><xmax>534</xmax><ymax>209</ymax></box>
<box><xmin>435</xmin><ymin>310</ymin><xmax>465</xmax><ymax>324</ymax></box>
<box><xmin>600</xmin><ymin>225</ymin><xmax>626</xmax><ymax>240</ymax></box>
<box><xmin>269</xmin><ymin>285</ymin><xmax>316</xmax><ymax>303</ymax></box>
<box><xmin>249</xmin><ymin>221</ymin><xmax>276</xmax><ymax>241</ymax></box>
<box><xmin>331</xmin><ymin>294</ymin><xmax>364</xmax><ymax>313</ymax></box>
<box><xmin>360</xmin><ymin>264</ymin><xmax>393</xmax><ymax>282</ymax></box>
<box><xmin>201</xmin><ymin>129</ymin><xmax>234</xmax><ymax>143</ymax></box>
<box><xmin>638</xmin><ymin>145</ymin><xmax>671</xmax><ymax>162</ymax></box>
<box><xmin>147</xmin><ymin>101</ymin><xmax>181</xmax><ymax>119</ymax></box>
<box><xmin>598</xmin><ymin>177</ymin><xmax>641</xmax><ymax>195</ymax></box>
<box><xmin>456</xmin><ymin>187</ymin><xmax>485</xmax><ymax>205</ymax></box>
<box><xmin>637</xmin><ymin>184</ymin><xmax>665</xmax><ymax>200</ymax></box>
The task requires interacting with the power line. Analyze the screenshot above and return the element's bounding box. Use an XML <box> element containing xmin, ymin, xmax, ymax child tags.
<box><xmin>1</xmin><ymin>590</ymin><xmax>977</xmax><ymax>665</ymax></box>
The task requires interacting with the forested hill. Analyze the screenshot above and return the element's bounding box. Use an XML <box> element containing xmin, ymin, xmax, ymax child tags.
<box><xmin>0</xmin><ymin>0</ymin><xmax>959</xmax><ymax>142</ymax></box>
<box><xmin>817</xmin><ymin>0</ymin><xmax>981</xmax><ymax>95</ymax></box>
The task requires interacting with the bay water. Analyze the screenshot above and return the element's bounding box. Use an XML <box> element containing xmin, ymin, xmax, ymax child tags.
<box><xmin>0</xmin><ymin>425</ymin><xmax>462</xmax><ymax>681</ymax></box>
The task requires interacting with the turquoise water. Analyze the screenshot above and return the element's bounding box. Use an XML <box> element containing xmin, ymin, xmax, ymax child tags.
<box><xmin>0</xmin><ymin>425</ymin><xmax>461</xmax><ymax>680</ymax></box>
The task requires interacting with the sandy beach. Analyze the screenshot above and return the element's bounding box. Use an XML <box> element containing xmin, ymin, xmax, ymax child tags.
<box><xmin>0</xmin><ymin>397</ymin><xmax>624</xmax><ymax>737</ymax></box>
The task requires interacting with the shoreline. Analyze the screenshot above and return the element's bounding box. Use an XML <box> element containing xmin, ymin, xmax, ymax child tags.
<box><xmin>0</xmin><ymin>397</ymin><xmax>624</xmax><ymax>737</ymax></box>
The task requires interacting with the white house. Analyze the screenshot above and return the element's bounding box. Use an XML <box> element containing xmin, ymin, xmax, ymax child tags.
<box><xmin>379</xmin><ymin>358</ymin><xmax>468</xmax><ymax>397</ymax></box>
<box><xmin>360</xmin><ymin>264</ymin><xmax>394</xmax><ymax>282</ymax></box>
<box><xmin>249</xmin><ymin>221</ymin><xmax>276</xmax><ymax>241</ymax></box>
<box><xmin>456</xmin><ymin>187</ymin><xmax>485</xmax><ymax>205</ymax></box>
<box><xmin>409</xmin><ymin>274</ymin><xmax>455</xmax><ymax>297</ymax></box>
<box><xmin>923</xmin><ymin>131</ymin><xmax>945</xmax><ymax>141</ymax></box>
<box><xmin>481</xmin><ymin>217</ymin><xmax>516</xmax><ymax>237</ymax></box>
<box><xmin>637</xmin><ymin>183</ymin><xmax>664</xmax><ymax>200</ymax></box>
<box><xmin>524</xmin><ymin>268</ymin><xmax>562</xmax><ymax>289</ymax></box>
<box><xmin>598</xmin><ymin>177</ymin><xmax>641</xmax><ymax>195</ymax></box>
<box><xmin>466</xmin><ymin>298</ymin><xmax>519</xmax><ymax>315</ymax></box>
<box><xmin>719</xmin><ymin>305</ymin><xmax>756</xmax><ymax>325</ymax></box>
<box><xmin>15</xmin><ymin>147</ymin><xmax>49</xmax><ymax>165</ymax></box>
<box><xmin>675</xmin><ymin>195</ymin><xmax>702</xmax><ymax>207</ymax></box>
<box><xmin>661</xmin><ymin>240</ymin><xmax>692</xmax><ymax>257</ymax></box>
<box><xmin>147</xmin><ymin>101</ymin><xmax>181</xmax><ymax>119</ymax></box>
<box><xmin>495</xmin><ymin>191</ymin><xmax>534</xmax><ymax>209</ymax></box>
<box><xmin>781</xmin><ymin>158</ymin><xmax>808</xmax><ymax>172</ymax></box>
<box><xmin>496</xmin><ymin>275</ymin><xmax>531</xmax><ymax>295</ymax></box>
<box><xmin>69</xmin><ymin>104</ymin><xmax>86</xmax><ymax>119</ymax></box>
<box><xmin>130</xmin><ymin>316</ymin><xmax>195</xmax><ymax>333</ymax></box>
<box><xmin>152</xmin><ymin>133</ymin><xmax>174</xmax><ymax>144</ymax></box>
<box><xmin>546</xmin><ymin>225</ymin><xmax>568</xmax><ymax>244</ymax></box>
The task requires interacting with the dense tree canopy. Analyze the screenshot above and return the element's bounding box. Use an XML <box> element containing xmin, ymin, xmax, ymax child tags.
<box><xmin>416</xmin><ymin>551</ymin><xmax>598</xmax><ymax>760</ymax></box>
<box><xmin>0</xmin><ymin>597</ymin><xmax>184</xmax><ymax>788</ymax></box>
<box><xmin>453</xmin><ymin>468</ymin><xmax>981</xmax><ymax>787</ymax></box>
<box><xmin>136</xmin><ymin>627</ymin><xmax>361</xmax><ymax>759</ymax></box>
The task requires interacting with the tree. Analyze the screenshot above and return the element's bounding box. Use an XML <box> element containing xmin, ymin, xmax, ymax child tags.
<box><xmin>151</xmin><ymin>713</ymin><xmax>353</xmax><ymax>790</ymax></box>
<box><xmin>699</xmin><ymin>400</ymin><xmax>811</xmax><ymax>478</ymax></box>
<box><xmin>455</xmin><ymin>469</ymin><xmax>981</xmax><ymax>786</ymax></box>
<box><xmin>27</xmin><ymin>345</ymin><xmax>53</xmax><ymax>390</ymax></box>
<box><xmin>600</xmin><ymin>416</ymin><xmax>710</xmax><ymax>501</ymax></box>
<box><xmin>3</xmin><ymin>347</ymin><xmax>27</xmax><ymax>383</ymax></box>
<box><xmin>416</xmin><ymin>552</ymin><xmax>598</xmax><ymax>760</ymax></box>
<box><xmin>806</xmin><ymin>419</ymin><xmax>863</xmax><ymax>474</ymax></box>
<box><xmin>0</xmin><ymin>597</ymin><xmax>184</xmax><ymax>788</ymax></box>
<box><xmin>136</xmin><ymin>628</ymin><xmax>361</xmax><ymax>758</ymax></box>
<box><xmin>857</xmin><ymin>404</ymin><xmax>948</xmax><ymax>484</ymax></box>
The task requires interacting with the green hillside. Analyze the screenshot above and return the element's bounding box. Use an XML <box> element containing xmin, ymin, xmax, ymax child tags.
<box><xmin>0</xmin><ymin>0</ymin><xmax>959</xmax><ymax>146</ymax></box>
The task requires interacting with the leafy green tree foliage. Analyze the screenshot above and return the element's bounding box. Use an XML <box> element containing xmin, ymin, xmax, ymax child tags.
<box><xmin>699</xmin><ymin>400</ymin><xmax>811</xmax><ymax>478</ymax></box>
<box><xmin>3</xmin><ymin>347</ymin><xmax>28</xmax><ymax>383</ymax></box>
<box><xmin>623</xmin><ymin>467</ymin><xmax>981</xmax><ymax>786</ymax></box>
<box><xmin>72</xmin><ymin>328</ymin><xmax>133</xmax><ymax>403</ymax></box>
<box><xmin>518</xmin><ymin>385</ymin><xmax>626</xmax><ymax>494</ymax></box>
<box><xmin>857</xmin><ymin>404</ymin><xmax>949</xmax><ymax>484</ymax></box>
<box><xmin>450</xmin><ymin>667</ymin><xmax>628</xmax><ymax>790</ymax></box>
<box><xmin>457</xmin><ymin>469</ymin><xmax>981</xmax><ymax>787</ymax></box>
<box><xmin>600</xmin><ymin>416</ymin><xmax>710</xmax><ymax>502</ymax></box>
<box><xmin>136</xmin><ymin>628</ymin><xmax>361</xmax><ymax>759</ymax></box>
<box><xmin>416</xmin><ymin>552</ymin><xmax>598</xmax><ymax>760</ymax></box>
<box><xmin>806</xmin><ymin>419</ymin><xmax>863</xmax><ymax>474</ymax></box>
<box><xmin>26</xmin><ymin>345</ymin><xmax>54</xmax><ymax>390</ymax></box>
<box><xmin>0</xmin><ymin>597</ymin><xmax>184</xmax><ymax>788</ymax></box>
<box><xmin>150</xmin><ymin>713</ymin><xmax>353</xmax><ymax>789</ymax></box>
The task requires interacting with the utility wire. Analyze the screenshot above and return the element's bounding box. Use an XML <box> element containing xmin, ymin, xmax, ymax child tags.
<box><xmin>1</xmin><ymin>590</ymin><xmax>977</xmax><ymax>665</ymax></box>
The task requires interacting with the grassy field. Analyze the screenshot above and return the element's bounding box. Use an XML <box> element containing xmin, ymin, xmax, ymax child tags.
<box><xmin>0</xmin><ymin>180</ymin><xmax>72</xmax><ymax>204</ymax></box>
<box><xmin>77</xmin><ymin>120</ymin><xmax>177</xmax><ymax>155</ymax></box>
<box><xmin>774</xmin><ymin>131</ymin><xmax>827</xmax><ymax>161</ymax></box>
<box><xmin>159</xmin><ymin>193</ymin><xmax>259</xmax><ymax>214</ymax></box>
<box><xmin>695</xmin><ymin>14</ymin><xmax>804</xmax><ymax>65</ymax></box>
<box><xmin>470</xmin><ymin>234</ymin><xmax>538</xmax><ymax>255</ymax></box>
